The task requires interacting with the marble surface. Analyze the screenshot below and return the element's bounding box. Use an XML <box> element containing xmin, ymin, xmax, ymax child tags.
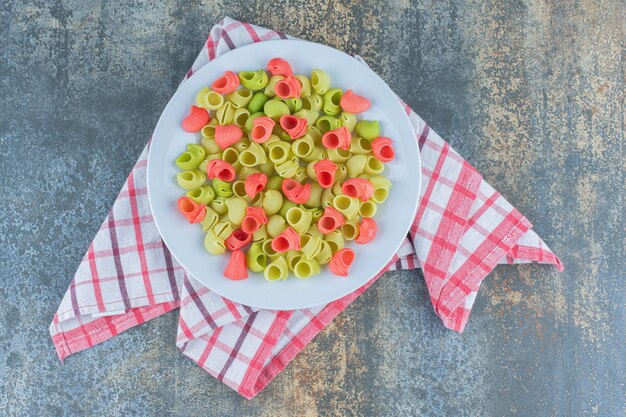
<box><xmin>0</xmin><ymin>1</ymin><xmax>623</xmax><ymax>416</ymax></box>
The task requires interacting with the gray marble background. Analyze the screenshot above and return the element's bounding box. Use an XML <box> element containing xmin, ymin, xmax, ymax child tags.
<box><xmin>0</xmin><ymin>1</ymin><xmax>623</xmax><ymax>416</ymax></box>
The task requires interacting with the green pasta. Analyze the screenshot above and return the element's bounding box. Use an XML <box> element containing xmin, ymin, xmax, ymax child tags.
<box><xmin>260</xmin><ymin>134</ymin><xmax>281</xmax><ymax>149</ymax></box>
<box><xmin>266</xmin><ymin>176</ymin><xmax>284</xmax><ymax>191</ymax></box>
<box><xmin>262</xmin><ymin>189</ymin><xmax>283</xmax><ymax>215</ymax></box>
<box><xmin>326</xmin><ymin>147</ymin><xmax>351</xmax><ymax>163</ymax></box>
<box><xmin>222</xmin><ymin>148</ymin><xmax>241</xmax><ymax>170</ymax></box>
<box><xmin>204</xmin><ymin>230</ymin><xmax>226</xmax><ymax>255</ymax></box>
<box><xmin>232</xmin><ymin>180</ymin><xmax>248</xmax><ymax>199</ymax></box>
<box><xmin>227</xmin><ymin>89</ymin><xmax>254</xmax><ymax>108</ymax></box>
<box><xmin>322</xmin><ymin>88</ymin><xmax>343</xmax><ymax>116</ymax></box>
<box><xmin>252</xmin><ymin>224</ymin><xmax>269</xmax><ymax>242</ymax></box>
<box><xmin>364</xmin><ymin>156</ymin><xmax>385</xmax><ymax>175</ymax></box>
<box><xmin>238</xmin><ymin>69</ymin><xmax>269</xmax><ymax>91</ymax></box>
<box><xmin>232</xmin><ymin>107</ymin><xmax>251</xmax><ymax>128</ymax></box>
<box><xmin>201</xmin><ymin>120</ymin><xmax>218</xmax><ymax>139</ymax></box>
<box><xmin>201</xmin><ymin>137</ymin><xmax>221</xmax><ymax>154</ymax></box>
<box><xmin>239</xmin><ymin>142</ymin><xmax>267</xmax><ymax>167</ymax></box>
<box><xmin>186</xmin><ymin>185</ymin><xmax>215</xmax><ymax>205</ymax></box>
<box><xmin>355</xmin><ymin>120</ymin><xmax>380</xmax><ymax>141</ymax></box>
<box><xmin>301</xmin><ymin>145</ymin><xmax>325</xmax><ymax>163</ymax></box>
<box><xmin>247</xmin><ymin>92</ymin><xmax>270</xmax><ymax>114</ymax></box>
<box><xmin>213</xmin><ymin>220</ymin><xmax>235</xmax><ymax>240</ymax></box>
<box><xmin>314</xmin><ymin>241</ymin><xmax>333</xmax><ymax>265</ymax></box>
<box><xmin>232</xmin><ymin>137</ymin><xmax>251</xmax><ymax>153</ymax></box>
<box><xmin>349</xmin><ymin>136</ymin><xmax>372</xmax><ymax>155</ymax></box>
<box><xmin>261</xmin><ymin>239</ymin><xmax>281</xmax><ymax>261</ymax></box>
<box><xmin>300</xmin><ymin>205</ymin><xmax>324</xmax><ymax>221</ymax></box>
<box><xmin>341</xmin><ymin>218</ymin><xmax>360</xmax><ymax>241</ymax></box>
<box><xmin>264</xmin><ymin>256</ymin><xmax>289</xmax><ymax>281</ymax></box>
<box><xmin>264</xmin><ymin>99</ymin><xmax>290</xmax><ymax>120</ymax></box>
<box><xmin>279</xmin><ymin>200</ymin><xmax>297</xmax><ymax>218</ymax></box>
<box><xmin>275</xmin><ymin>157</ymin><xmax>300</xmax><ymax>178</ymax></box>
<box><xmin>215</xmin><ymin>101</ymin><xmax>236</xmax><ymax>125</ymax></box>
<box><xmin>300</xmin><ymin>234</ymin><xmax>323</xmax><ymax>260</ymax></box>
<box><xmin>316</xmin><ymin>115</ymin><xmax>341</xmax><ymax>133</ymax></box>
<box><xmin>335</xmin><ymin>163</ymin><xmax>347</xmax><ymax>182</ymax></box>
<box><xmin>370</xmin><ymin>176</ymin><xmax>392</xmax><ymax>204</ymax></box>
<box><xmin>210</xmin><ymin>197</ymin><xmax>228</xmax><ymax>215</ymax></box>
<box><xmin>246</xmin><ymin>242</ymin><xmax>267</xmax><ymax>272</ymax></box>
<box><xmin>294</xmin><ymin>258</ymin><xmax>321</xmax><ymax>279</ymax></box>
<box><xmin>225</xmin><ymin>197</ymin><xmax>247</xmax><ymax>225</ymax></box>
<box><xmin>304</xmin><ymin>183</ymin><xmax>323</xmax><ymax>208</ymax></box>
<box><xmin>293</xmin><ymin>109</ymin><xmax>319</xmax><ymax>126</ymax></box>
<box><xmin>332</xmin><ymin>195</ymin><xmax>360</xmax><ymax>219</ymax></box>
<box><xmin>266</xmin><ymin>214</ymin><xmax>287</xmax><ymax>238</ymax></box>
<box><xmin>196</xmin><ymin>87</ymin><xmax>224</xmax><ymax>110</ymax></box>
<box><xmin>292</xmin><ymin>136</ymin><xmax>314</xmax><ymax>158</ymax></box>
<box><xmin>324</xmin><ymin>230</ymin><xmax>345</xmax><ymax>253</ymax></box>
<box><xmin>346</xmin><ymin>154</ymin><xmax>368</xmax><ymax>177</ymax></box>
<box><xmin>306</xmin><ymin>125</ymin><xmax>323</xmax><ymax>145</ymax></box>
<box><xmin>306</xmin><ymin>224</ymin><xmax>323</xmax><ymax>238</ymax></box>
<box><xmin>339</xmin><ymin>112</ymin><xmax>357</xmax><ymax>132</ymax></box>
<box><xmin>238</xmin><ymin>166</ymin><xmax>261</xmax><ymax>180</ymax></box>
<box><xmin>285</xmin><ymin>250</ymin><xmax>302</xmax><ymax>271</ymax></box>
<box><xmin>176</xmin><ymin>170</ymin><xmax>206</xmax><ymax>190</ymax></box>
<box><xmin>212</xmin><ymin>178</ymin><xmax>234</xmax><ymax>198</ymax></box>
<box><xmin>311</xmin><ymin>69</ymin><xmax>330</xmax><ymax>94</ymax></box>
<box><xmin>302</xmin><ymin>94</ymin><xmax>323</xmax><ymax>113</ymax></box>
<box><xmin>295</xmin><ymin>75</ymin><xmax>311</xmax><ymax>97</ymax></box>
<box><xmin>359</xmin><ymin>200</ymin><xmax>377</xmax><ymax>217</ymax></box>
<box><xmin>321</xmin><ymin>187</ymin><xmax>335</xmax><ymax>207</ymax></box>
<box><xmin>198</xmin><ymin>208</ymin><xmax>218</xmax><ymax>232</ymax></box>
<box><xmin>258</xmin><ymin>162</ymin><xmax>275</xmax><ymax>176</ymax></box>
<box><xmin>281</xmin><ymin>97</ymin><xmax>303</xmax><ymax>113</ymax></box>
<box><xmin>286</xmin><ymin>206</ymin><xmax>312</xmax><ymax>235</ymax></box>
<box><xmin>176</xmin><ymin>144</ymin><xmax>206</xmax><ymax>170</ymax></box>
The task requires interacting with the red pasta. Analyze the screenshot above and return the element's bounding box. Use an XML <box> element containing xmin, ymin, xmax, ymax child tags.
<box><xmin>321</xmin><ymin>126</ymin><xmax>351</xmax><ymax>150</ymax></box>
<box><xmin>250</xmin><ymin>116</ymin><xmax>275</xmax><ymax>143</ymax></box>
<box><xmin>339</xmin><ymin>89</ymin><xmax>371</xmax><ymax>113</ymax></box>
<box><xmin>371</xmin><ymin>137</ymin><xmax>395</xmax><ymax>162</ymax></box>
<box><xmin>177</xmin><ymin>196</ymin><xmax>206</xmax><ymax>224</ymax></box>
<box><xmin>313</xmin><ymin>159</ymin><xmax>338</xmax><ymax>189</ymax></box>
<box><xmin>215</xmin><ymin>125</ymin><xmax>243</xmax><ymax>149</ymax></box>
<box><xmin>281</xmin><ymin>178</ymin><xmax>311</xmax><ymax>204</ymax></box>
<box><xmin>211</xmin><ymin>70</ymin><xmax>240</xmax><ymax>94</ymax></box>
<box><xmin>205</xmin><ymin>160</ymin><xmax>236</xmax><ymax>182</ymax></box>
<box><xmin>274</xmin><ymin>75</ymin><xmax>302</xmax><ymax>99</ymax></box>
<box><xmin>329</xmin><ymin>248</ymin><xmax>355</xmax><ymax>277</ymax></box>
<box><xmin>241</xmin><ymin>206</ymin><xmax>268</xmax><ymax>234</ymax></box>
<box><xmin>317</xmin><ymin>206</ymin><xmax>345</xmax><ymax>234</ymax></box>
<box><xmin>355</xmin><ymin>217</ymin><xmax>377</xmax><ymax>244</ymax></box>
<box><xmin>271</xmin><ymin>227</ymin><xmax>301</xmax><ymax>252</ymax></box>
<box><xmin>267</xmin><ymin>57</ymin><xmax>293</xmax><ymax>76</ymax></box>
<box><xmin>342</xmin><ymin>178</ymin><xmax>374</xmax><ymax>201</ymax></box>
<box><xmin>279</xmin><ymin>114</ymin><xmax>307</xmax><ymax>139</ymax></box>
<box><xmin>182</xmin><ymin>105</ymin><xmax>210</xmax><ymax>133</ymax></box>
<box><xmin>244</xmin><ymin>172</ymin><xmax>267</xmax><ymax>198</ymax></box>
<box><xmin>225</xmin><ymin>229</ymin><xmax>252</xmax><ymax>251</ymax></box>
<box><xmin>224</xmin><ymin>250</ymin><xmax>248</xmax><ymax>280</ymax></box>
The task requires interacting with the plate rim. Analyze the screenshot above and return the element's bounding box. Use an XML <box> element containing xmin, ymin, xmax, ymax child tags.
<box><xmin>147</xmin><ymin>39</ymin><xmax>421</xmax><ymax>310</ymax></box>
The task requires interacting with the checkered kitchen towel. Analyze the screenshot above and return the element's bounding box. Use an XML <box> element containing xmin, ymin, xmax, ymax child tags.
<box><xmin>50</xmin><ymin>17</ymin><xmax>563</xmax><ymax>399</ymax></box>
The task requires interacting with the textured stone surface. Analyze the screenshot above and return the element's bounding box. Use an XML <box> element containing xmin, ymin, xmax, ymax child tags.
<box><xmin>0</xmin><ymin>1</ymin><xmax>624</xmax><ymax>416</ymax></box>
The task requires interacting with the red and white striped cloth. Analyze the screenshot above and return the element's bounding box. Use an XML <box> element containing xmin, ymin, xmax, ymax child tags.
<box><xmin>50</xmin><ymin>18</ymin><xmax>563</xmax><ymax>399</ymax></box>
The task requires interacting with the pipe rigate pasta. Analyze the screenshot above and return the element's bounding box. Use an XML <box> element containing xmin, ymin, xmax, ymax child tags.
<box><xmin>174</xmin><ymin>57</ymin><xmax>396</xmax><ymax>280</ymax></box>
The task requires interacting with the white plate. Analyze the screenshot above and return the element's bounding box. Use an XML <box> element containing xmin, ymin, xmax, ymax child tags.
<box><xmin>147</xmin><ymin>40</ymin><xmax>421</xmax><ymax>310</ymax></box>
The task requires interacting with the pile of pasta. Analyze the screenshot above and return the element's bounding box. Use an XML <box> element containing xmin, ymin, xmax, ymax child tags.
<box><xmin>175</xmin><ymin>58</ymin><xmax>394</xmax><ymax>281</ymax></box>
